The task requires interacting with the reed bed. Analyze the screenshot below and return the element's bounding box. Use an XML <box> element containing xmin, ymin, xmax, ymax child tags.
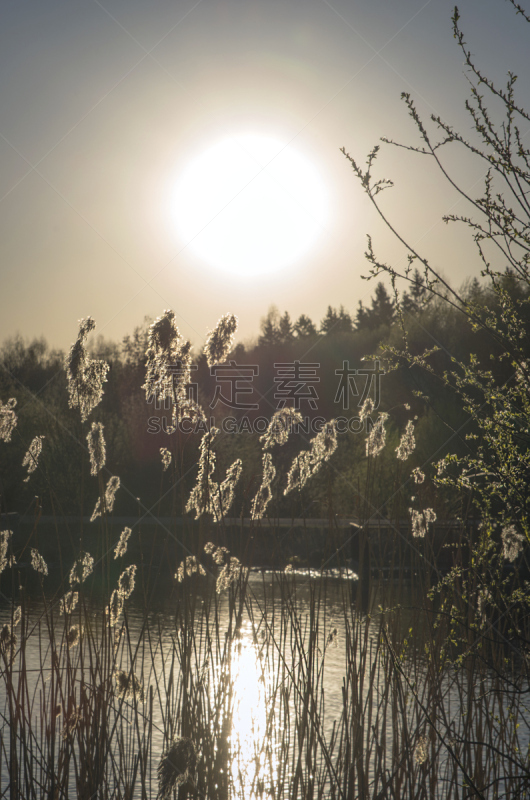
<box><xmin>1</xmin><ymin>549</ymin><xmax>530</xmax><ymax>799</ymax></box>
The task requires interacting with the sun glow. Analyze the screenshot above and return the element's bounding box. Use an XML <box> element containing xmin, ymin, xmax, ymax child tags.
<box><xmin>173</xmin><ymin>134</ymin><xmax>329</xmax><ymax>276</ymax></box>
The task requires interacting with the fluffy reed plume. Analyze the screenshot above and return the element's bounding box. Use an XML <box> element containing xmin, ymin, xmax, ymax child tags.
<box><xmin>90</xmin><ymin>475</ymin><xmax>120</xmax><ymax>522</ymax></box>
<box><xmin>412</xmin><ymin>467</ymin><xmax>425</xmax><ymax>484</ymax></box>
<box><xmin>0</xmin><ymin>397</ymin><xmax>17</xmax><ymax>442</ymax></box>
<box><xmin>217</xmin><ymin>556</ymin><xmax>244</xmax><ymax>593</ymax></box>
<box><xmin>311</xmin><ymin>420</ymin><xmax>338</xmax><ymax>463</ymax></box>
<box><xmin>118</xmin><ymin>565</ymin><xmax>136</xmax><ymax>599</ymax></box>
<box><xmin>251</xmin><ymin>452</ymin><xmax>276</xmax><ymax>519</ymax></box>
<box><xmin>410</xmin><ymin>508</ymin><xmax>437</xmax><ymax>538</ymax></box>
<box><xmin>204</xmin><ymin>313</ymin><xmax>238</xmax><ymax>366</ymax></box>
<box><xmin>114</xmin><ymin>669</ymin><xmax>145</xmax><ymax>701</ymax></box>
<box><xmin>143</xmin><ymin>310</ymin><xmax>204</xmax><ymax>425</ymax></box>
<box><xmin>260</xmin><ymin>407</ymin><xmax>304</xmax><ymax>449</ymax></box>
<box><xmin>501</xmin><ymin>525</ymin><xmax>525</xmax><ymax>562</ymax></box>
<box><xmin>284</xmin><ymin>420</ymin><xmax>338</xmax><ymax>496</ymax></box>
<box><xmin>203</xmin><ymin>542</ymin><xmax>242</xmax><ymax>591</ymax></box>
<box><xmin>87</xmin><ymin>422</ymin><xmax>106</xmax><ymax>475</ymax></box>
<box><xmin>65</xmin><ymin>317</ymin><xmax>109</xmax><ymax>421</ymax></box>
<box><xmin>11</xmin><ymin>606</ymin><xmax>21</xmax><ymax>628</ymax></box>
<box><xmin>284</xmin><ymin>451</ymin><xmax>312</xmax><ymax>496</ymax></box>
<box><xmin>212</xmin><ymin>458</ymin><xmax>243</xmax><ymax>522</ymax></box>
<box><xmin>158</xmin><ymin>737</ymin><xmax>197</xmax><ymax>798</ymax></box>
<box><xmin>176</xmin><ymin>555</ymin><xmax>206</xmax><ymax>582</ymax></box>
<box><xmin>69</xmin><ymin>551</ymin><xmax>94</xmax><ymax>586</ymax></box>
<box><xmin>107</xmin><ymin>590</ymin><xmax>124</xmax><ymax>627</ymax></box>
<box><xmin>0</xmin><ymin>606</ymin><xmax>20</xmax><ymax>662</ymax></box>
<box><xmin>160</xmin><ymin>447</ymin><xmax>172</xmax><ymax>471</ymax></box>
<box><xmin>0</xmin><ymin>624</ymin><xmax>17</xmax><ymax>662</ymax></box>
<box><xmin>396</xmin><ymin>419</ymin><xmax>416</xmax><ymax>461</ymax></box>
<box><xmin>0</xmin><ymin>530</ymin><xmax>13</xmax><ymax>574</ymax></box>
<box><xmin>21</xmin><ymin>435</ymin><xmax>44</xmax><ymax>482</ymax></box>
<box><xmin>114</xmin><ymin>527</ymin><xmax>132</xmax><ymax>559</ymax></box>
<box><xmin>415</xmin><ymin>735</ymin><xmax>428</xmax><ymax>765</ymax></box>
<box><xmin>204</xmin><ymin>542</ymin><xmax>229</xmax><ymax>565</ymax></box>
<box><xmin>359</xmin><ymin>397</ymin><xmax>374</xmax><ymax>422</ymax></box>
<box><xmin>59</xmin><ymin>591</ymin><xmax>79</xmax><ymax>615</ymax></box>
<box><xmin>186</xmin><ymin>428</ymin><xmax>218</xmax><ymax>519</ymax></box>
<box><xmin>477</xmin><ymin>588</ymin><xmax>492</xmax><ymax>621</ymax></box>
<box><xmin>66</xmin><ymin>625</ymin><xmax>80</xmax><ymax>649</ymax></box>
<box><xmin>365</xmin><ymin>412</ymin><xmax>389</xmax><ymax>457</ymax></box>
<box><xmin>62</xmin><ymin>707</ymin><xmax>81</xmax><ymax>740</ymax></box>
<box><xmin>30</xmin><ymin>548</ymin><xmax>48</xmax><ymax>576</ymax></box>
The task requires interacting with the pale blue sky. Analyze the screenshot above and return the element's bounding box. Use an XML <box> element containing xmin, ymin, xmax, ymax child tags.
<box><xmin>0</xmin><ymin>0</ymin><xmax>528</xmax><ymax>351</ymax></box>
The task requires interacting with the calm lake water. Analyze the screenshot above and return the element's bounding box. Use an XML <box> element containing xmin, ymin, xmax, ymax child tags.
<box><xmin>1</xmin><ymin>568</ymin><xmax>528</xmax><ymax>798</ymax></box>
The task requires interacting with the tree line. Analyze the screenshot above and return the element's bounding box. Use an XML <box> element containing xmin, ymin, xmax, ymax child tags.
<box><xmin>257</xmin><ymin>270</ymin><xmax>428</xmax><ymax>346</ymax></box>
<box><xmin>0</xmin><ymin>271</ymin><xmax>526</xmax><ymax>521</ymax></box>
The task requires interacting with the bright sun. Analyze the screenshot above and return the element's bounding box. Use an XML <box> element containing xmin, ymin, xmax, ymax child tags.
<box><xmin>173</xmin><ymin>134</ymin><xmax>329</xmax><ymax>276</ymax></box>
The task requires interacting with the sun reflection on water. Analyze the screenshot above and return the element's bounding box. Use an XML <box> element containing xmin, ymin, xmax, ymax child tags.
<box><xmin>229</xmin><ymin>633</ymin><xmax>274</xmax><ymax>796</ymax></box>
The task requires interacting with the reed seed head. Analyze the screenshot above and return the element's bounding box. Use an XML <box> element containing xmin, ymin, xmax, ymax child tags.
<box><xmin>176</xmin><ymin>555</ymin><xmax>206</xmax><ymax>582</ymax></box>
<box><xmin>114</xmin><ymin>527</ymin><xmax>132</xmax><ymax>559</ymax></box>
<box><xmin>359</xmin><ymin>397</ymin><xmax>374</xmax><ymax>422</ymax></box>
<box><xmin>66</xmin><ymin>625</ymin><xmax>80</xmax><ymax>649</ymax></box>
<box><xmin>31</xmin><ymin>548</ymin><xmax>48</xmax><ymax>576</ymax></box>
<box><xmin>0</xmin><ymin>397</ymin><xmax>17</xmax><ymax>442</ymax></box>
<box><xmin>143</xmin><ymin>311</ymin><xmax>201</xmax><ymax>422</ymax></box>
<box><xmin>216</xmin><ymin>556</ymin><xmax>245</xmax><ymax>593</ymax></box>
<box><xmin>115</xmin><ymin>669</ymin><xmax>145</xmax><ymax>701</ymax></box>
<box><xmin>284</xmin><ymin>450</ymin><xmax>312</xmax><ymax>497</ymax></box>
<box><xmin>87</xmin><ymin>422</ymin><xmax>106</xmax><ymax>476</ymax></box>
<box><xmin>206</xmin><ymin>544</ymin><xmax>230</xmax><ymax>566</ymax></box>
<box><xmin>69</xmin><ymin>552</ymin><xmax>94</xmax><ymax>586</ymax></box>
<box><xmin>501</xmin><ymin>524</ymin><xmax>525</xmax><ymax>562</ymax></box>
<box><xmin>212</xmin><ymin>458</ymin><xmax>243</xmax><ymax>522</ymax></box>
<box><xmin>415</xmin><ymin>734</ymin><xmax>428</xmax><ymax>765</ymax></box>
<box><xmin>366</xmin><ymin>412</ymin><xmax>388</xmax><ymax>457</ymax></box>
<box><xmin>157</xmin><ymin>737</ymin><xmax>197</xmax><ymax>798</ymax></box>
<box><xmin>204</xmin><ymin>313</ymin><xmax>238</xmax><ymax>366</ymax></box>
<box><xmin>260</xmin><ymin>407</ymin><xmax>304</xmax><ymax>449</ymax></box>
<box><xmin>410</xmin><ymin>508</ymin><xmax>436</xmax><ymax>538</ymax></box>
<box><xmin>186</xmin><ymin>428</ymin><xmax>220</xmax><ymax>519</ymax></box>
<box><xmin>59</xmin><ymin>591</ymin><xmax>79</xmax><ymax>615</ymax></box>
<box><xmin>22</xmin><ymin>435</ymin><xmax>44</xmax><ymax>482</ymax></box>
<box><xmin>62</xmin><ymin>707</ymin><xmax>81</xmax><ymax>740</ymax></box>
<box><xmin>160</xmin><ymin>447</ymin><xmax>172</xmax><ymax>471</ymax></box>
<box><xmin>0</xmin><ymin>623</ymin><xmax>17</xmax><ymax>662</ymax></box>
<box><xmin>284</xmin><ymin>420</ymin><xmax>337</xmax><ymax>496</ymax></box>
<box><xmin>0</xmin><ymin>530</ymin><xmax>13</xmax><ymax>575</ymax></box>
<box><xmin>396</xmin><ymin>419</ymin><xmax>416</xmax><ymax>461</ymax></box>
<box><xmin>118</xmin><ymin>564</ymin><xmax>137</xmax><ymax>599</ymax></box>
<box><xmin>90</xmin><ymin>475</ymin><xmax>120</xmax><ymax>522</ymax></box>
<box><xmin>251</xmin><ymin>452</ymin><xmax>276</xmax><ymax>518</ymax></box>
<box><xmin>412</xmin><ymin>467</ymin><xmax>425</xmax><ymax>484</ymax></box>
<box><xmin>107</xmin><ymin>589</ymin><xmax>124</xmax><ymax>627</ymax></box>
<box><xmin>65</xmin><ymin>317</ymin><xmax>109</xmax><ymax>421</ymax></box>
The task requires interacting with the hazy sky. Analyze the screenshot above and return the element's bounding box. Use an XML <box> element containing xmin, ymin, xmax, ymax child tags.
<box><xmin>0</xmin><ymin>0</ymin><xmax>528</xmax><ymax>352</ymax></box>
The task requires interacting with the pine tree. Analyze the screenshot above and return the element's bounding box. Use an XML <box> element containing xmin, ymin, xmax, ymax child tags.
<box><xmin>278</xmin><ymin>311</ymin><xmax>294</xmax><ymax>343</ymax></box>
<box><xmin>320</xmin><ymin>306</ymin><xmax>339</xmax><ymax>334</ymax></box>
<box><xmin>293</xmin><ymin>314</ymin><xmax>317</xmax><ymax>338</ymax></box>
<box><xmin>336</xmin><ymin>305</ymin><xmax>353</xmax><ymax>333</ymax></box>
<box><xmin>258</xmin><ymin>307</ymin><xmax>282</xmax><ymax>347</ymax></box>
